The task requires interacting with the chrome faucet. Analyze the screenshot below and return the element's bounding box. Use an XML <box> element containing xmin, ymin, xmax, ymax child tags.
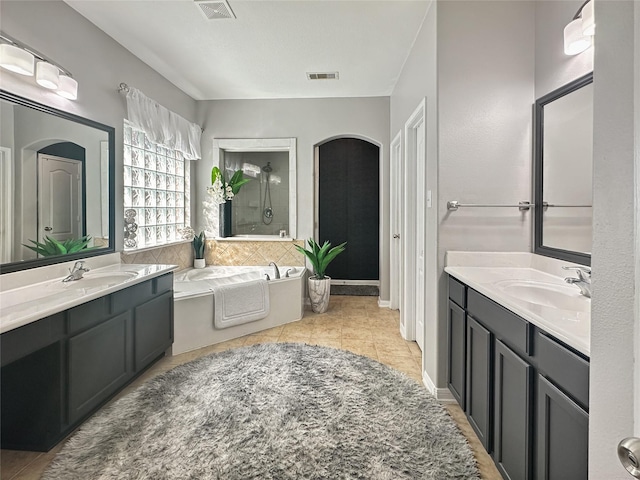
<box><xmin>269</xmin><ymin>261</ymin><xmax>281</xmax><ymax>279</ymax></box>
<box><xmin>63</xmin><ymin>261</ymin><xmax>90</xmax><ymax>282</ymax></box>
<box><xmin>563</xmin><ymin>266</ymin><xmax>591</xmax><ymax>298</ymax></box>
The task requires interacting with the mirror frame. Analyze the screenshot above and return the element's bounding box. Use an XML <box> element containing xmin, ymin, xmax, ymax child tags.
<box><xmin>0</xmin><ymin>90</ymin><xmax>116</xmax><ymax>274</ymax></box>
<box><xmin>533</xmin><ymin>72</ymin><xmax>593</xmax><ymax>266</ymax></box>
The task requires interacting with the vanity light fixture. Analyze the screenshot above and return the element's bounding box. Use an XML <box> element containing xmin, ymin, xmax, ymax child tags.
<box><xmin>0</xmin><ymin>43</ymin><xmax>34</xmax><ymax>76</ymax></box>
<box><xmin>35</xmin><ymin>61</ymin><xmax>60</xmax><ymax>89</ymax></box>
<box><xmin>564</xmin><ymin>0</ymin><xmax>595</xmax><ymax>56</ymax></box>
<box><xmin>57</xmin><ymin>75</ymin><xmax>78</xmax><ymax>100</ymax></box>
<box><xmin>0</xmin><ymin>31</ymin><xmax>78</xmax><ymax>100</ymax></box>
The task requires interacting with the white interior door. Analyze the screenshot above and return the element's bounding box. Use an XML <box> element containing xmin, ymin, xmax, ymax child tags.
<box><xmin>38</xmin><ymin>154</ymin><xmax>82</xmax><ymax>244</ymax></box>
<box><xmin>402</xmin><ymin>99</ymin><xmax>426</xmax><ymax>346</ymax></box>
<box><xmin>390</xmin><ymin>131</ymin><xmax>403</xmax><ymax>311</ymax></box>
<box><xmin>414</xmin><ymin>122</ymin><xmax>426</xmax><ymax>351</ymax></box>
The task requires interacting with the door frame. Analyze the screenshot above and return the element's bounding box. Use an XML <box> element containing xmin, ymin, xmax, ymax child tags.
<box><xmin>0</xmin><ymin>146</ymin><xmax>13</xmax><ymax>263</ymax></box>
<box><xmin>390</xmin><ymin>131</ymin><xmax>403</xmax><ymax>311</ymax></box>
<box><xmin>402</xmin><ymin>99</ymin><xmax>426</xmax><ymax>343</ymax></box>
<box><xmin>313</xmin><ymin>135</ymin><xmax>383</xmax><ymax>287</ymax></box>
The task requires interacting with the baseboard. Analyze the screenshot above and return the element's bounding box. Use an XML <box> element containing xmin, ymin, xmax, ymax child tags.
<box><xmin>377</xmin><ymin>298</ymin><xmax>390</xmax><ymax>308</ymax></box>
<box><xmin>422</xmin><ymin>370</ymin><xmax>456</xmax><ymax>404</ymax></box>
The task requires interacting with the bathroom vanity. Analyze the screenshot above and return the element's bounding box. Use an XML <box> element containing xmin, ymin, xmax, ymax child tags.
<box><xmin>0</xmin><ymin>264</ymin><xmax>175</xmax><ymax>451</ymax></box>
<box><xmin>445</xmin><ymin>254</ymin><xmax>590</xmax><ymax>480</ymax></box>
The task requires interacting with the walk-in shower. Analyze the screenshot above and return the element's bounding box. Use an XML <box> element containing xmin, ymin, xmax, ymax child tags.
<box><xmin>221</xmin><ymin>151</ymin><xmax>289</xmax><ymax>236</ymax></box>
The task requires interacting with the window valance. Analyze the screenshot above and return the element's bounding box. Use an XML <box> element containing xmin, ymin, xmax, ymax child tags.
<box><xmin>126</xmin><ymin>87</ymin><xmax>201</xmax><ymax>160</ymax></box>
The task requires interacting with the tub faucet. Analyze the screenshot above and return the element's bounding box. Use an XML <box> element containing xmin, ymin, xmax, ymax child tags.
<box><xmin>563</xmin><ymin>266</ymin><xmax>591</xmax><ymax>298</ymax></box>
<box><xmin>63</xmin><ymin>261</ymin><xmax>90</xmax><ymax>282</ymax></box>
<box><xmin>269</xmin><ymin>262</ymin><xmax>281</xmax><ymax>279</ymax></box>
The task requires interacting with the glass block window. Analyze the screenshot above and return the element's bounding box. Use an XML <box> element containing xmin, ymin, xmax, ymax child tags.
<box><xmin>123</xmin><ymin>120</ymin><xmax>190</xmax><ymax>250</ymax></box>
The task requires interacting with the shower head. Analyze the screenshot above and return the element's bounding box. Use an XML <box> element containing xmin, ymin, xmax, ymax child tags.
<box><xmin>262</xmin><ymin>162</ymin><xmax>272</xmax><ymax>173</ymax></box>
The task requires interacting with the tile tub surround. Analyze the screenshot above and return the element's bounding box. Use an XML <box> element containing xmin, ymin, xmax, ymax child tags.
<box><xmin>204</xmin><ymin>239</ymin><xmax>305</xmax><ymax>267</ymax></box>
<box><xmin>445</xmin><ymin>251</ymin><xmax>590</xmax><ymax>356</ymax></box>
<box><xmin>121</xmin><ymin>242</ymin><xmax>193</xmax><ymax>270</ymax></box>
<box><xmin>0</xmin><ymin>296</ymin><xmax>502</xmax><ymax>480</ymax></box>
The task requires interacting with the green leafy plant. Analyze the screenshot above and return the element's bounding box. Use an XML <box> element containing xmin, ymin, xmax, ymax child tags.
<box><xmin>295</xmin><ymin>238</ymin><xmax>347</xmax><ymax>280</ymax></box>
<box><xmin>23</xmin><ymin>235</ymin><xmax>93</xmax><ymax>257</ymax></box>
<box><xmin>211</xmin><ymin>166</ymin><xmax>251</xmax><ymax>197</ymax></box>
<box><xmin>192</xmin><ymin>231</ymin><xmax>206</xmax><ymax>259</ymax></box>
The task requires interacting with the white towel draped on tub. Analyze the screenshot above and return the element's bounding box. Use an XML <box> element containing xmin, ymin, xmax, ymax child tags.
<box><xmin>213</xmin><ymin>279</ymin><xmax>270</xmax><ymax>329</ymax></box>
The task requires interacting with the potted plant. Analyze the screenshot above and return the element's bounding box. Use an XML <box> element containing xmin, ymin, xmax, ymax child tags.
<box><xmin>23</xmin><ymin>235</ymin><xmax>94</xmax><ymax>257</ymax></box>
<box><xmin>192</xmin><ymin>231</ymin><xmax>206</xmax><ymax>269</ymax></box>
<box><xmin>295</xmin><ymin>238</ymin><xmax>346</xmax><ymax>313</ymax></box>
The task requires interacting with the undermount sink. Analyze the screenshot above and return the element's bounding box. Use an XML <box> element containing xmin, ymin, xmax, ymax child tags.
<box><xmin>493</xmin><ymin>279</ymin><xmax>590</xmax><ymax>313</ymax></box>
<box><xmin>54</xmin><ymin>272</ymin><xmax>138</xmax><ymax>290</ymax></box>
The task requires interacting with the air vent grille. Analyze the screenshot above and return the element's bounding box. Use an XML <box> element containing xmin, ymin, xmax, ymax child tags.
<box><xmin>307</xmin><ymin>72</ymin><xmax>339</xmax><ymax>80</ymax></box>
<box><xmin>195</xmin><ymin>0</ymin><xmax>236</xmax><ymax>20</ymax></box>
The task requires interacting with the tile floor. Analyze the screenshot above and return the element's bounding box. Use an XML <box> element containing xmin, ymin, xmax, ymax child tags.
<box><xmin>1</xmin><ymin>295</ymin><xmax>501</xmax><ymax>479</ymax></box>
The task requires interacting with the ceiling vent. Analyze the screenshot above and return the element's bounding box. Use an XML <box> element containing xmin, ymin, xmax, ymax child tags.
<box><xmin>195</xmin><ymin>0</ymin><xmax>236</xmax><ymax>20</ymax></box>
<box><xmin>307</xmin><ymin>72</ymin><xmax>339</xmax><ymax>80</ymax></box>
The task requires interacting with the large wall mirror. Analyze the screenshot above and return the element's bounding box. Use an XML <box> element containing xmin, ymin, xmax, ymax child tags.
<box><xmin>213</xmin><ymin>138</ymin><xmax>297</xmax><ymax>239</ymax></box>
<box><xmin>0</xmin><ymin>91</ymin><xmax>115</xmax><ymax>274</ymax></box>
<box><xmin>534</xmin><ymin>73</ymin><xmax>593</xmax><ymax>266</ymax></box>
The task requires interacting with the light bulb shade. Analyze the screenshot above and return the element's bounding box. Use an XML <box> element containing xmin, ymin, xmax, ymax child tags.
<box><xmin>582</xmin><ymin>0</ymin><xmax>595</xmax><ymax>36</ymax></box>
<box><xmin>564</xmin><ymin>19</ymin><xmax>592</xmax><ymax>55</ymax></box>
<box><xmin>57</xmin><ymin>75</ymin><xmax>78</xmax><ymax>100</ymax></box>
<box><xmin>36</xmin><ymin>61</ymin><xmax>60</xmax><ymax>89</ymax></box>
<box><xmin>0</xmin><ymin>44</ymin><xmax>34</xmax><ymax>76</ymax></box>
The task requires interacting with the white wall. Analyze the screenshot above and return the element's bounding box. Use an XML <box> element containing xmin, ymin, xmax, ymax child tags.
<box><xmin>590</xmin><ymin>1</ymin><xmax>637</xmax><ymax>477</ymax></box>
<box><xmin>436</xmin><ymin>0</ymin><xmax>535</xmax><ymax>386</ymax></box>
<box><xmin>196</xmin><ymin>97</ymin><xmax>390</xmax><ymax>294</ymax></box>
<box><xmin>0</xmin><ymin>0</ymin><xmax>198</xmax><ymax>252</ymax></box>
<box><xmin>390</xmin><ymin>1</ymin><xmax>438</xmax><ymax>382</ymax></box>
<box><xmin>535</xmin><ymin>1</ymin><xmax>593</xmax><ymax>99</ymax></box>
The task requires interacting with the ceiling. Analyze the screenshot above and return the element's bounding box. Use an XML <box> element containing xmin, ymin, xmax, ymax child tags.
<box><xmin>65</xmin><ymin>0</ymin><xmax>430</xmax><ymax>101</ymax></box>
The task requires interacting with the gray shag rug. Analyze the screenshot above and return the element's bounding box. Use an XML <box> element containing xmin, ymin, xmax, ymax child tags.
<box><xmin>43</xmin><ymin>343</ymin><xmax>479</xmax><ymax>480</ymax></box>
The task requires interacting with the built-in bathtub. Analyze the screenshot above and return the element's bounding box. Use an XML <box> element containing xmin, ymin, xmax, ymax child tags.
<box><xmin>172</xmin><ymin>265</ymin><xmax>305</xmax><ymax>355</ymax></box>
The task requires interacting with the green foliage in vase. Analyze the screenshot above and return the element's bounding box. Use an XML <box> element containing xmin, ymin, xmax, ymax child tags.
<box><xmin>211</xmin><ymin>166</ymin><xmax>251</xmax><ymax>195</ymax></box>
<box><xmin>192</xmin><ymin>231</ymin><xmax>206</xmax><ymax>259</ymax></box>
<box><xmin>295</xmin><ymin>238</ymin><xmax>347</xmax><ymax>280</ymax></box>
<box><xmin>23</xmin><ymin>235</ymin><xmax>93</xmax><ymax>257</ymax></box>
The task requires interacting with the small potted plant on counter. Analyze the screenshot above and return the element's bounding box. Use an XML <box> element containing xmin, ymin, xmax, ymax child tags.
<box><xmin>295</xmin><ymin>238</ymin><xmax>346</xmax><ymax>313</ymax></box>
<box><xmin>193</xmin><ymin>231</ymin><xmax>206</xmax><ymax>269</ymax></box>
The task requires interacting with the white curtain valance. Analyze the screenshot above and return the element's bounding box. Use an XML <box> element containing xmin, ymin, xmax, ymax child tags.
<box><xmin>126</xmin><ymin>87</ymin><xmax>201</xmax><ymax>160</ymax></box>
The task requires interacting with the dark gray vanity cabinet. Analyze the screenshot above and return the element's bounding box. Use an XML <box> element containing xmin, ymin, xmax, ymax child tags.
<box><xmin>466</xmin><ymin>315</ymin><xmax>493</xmax><ymax>452</ymax></box>
<box><xmin>447</xmin><ymin>300</ymin><xmax>466</xmax><ymax>409</ymax></box>
<box><xmin>0</xmin><ymin>272</ymin><xmax>174</xmax><ymax>451</ymax></box>
<box><xmin>494</xmin><ymin>339</ymin><xmax>533</xmax><ymax>480</ymax></box>
<box><xmin>447</xmin><ymin>275</ymin><xmax>589</xmax><ymax>480</ymax></box>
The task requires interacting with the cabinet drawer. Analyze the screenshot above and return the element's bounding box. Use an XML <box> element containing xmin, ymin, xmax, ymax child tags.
<box><xmin>154</xmin><ymin>273</ymin><xmax>173</xmax><ymax>295</ymax></box>
<box><xmin>449</xmin><ymin>276</ymin><xmax>466</xmax><ymax>308</ymax></box>
<box><xmin>467</xmin><ymin>289</ymin><xmax>530</xmax><ymax>356</ymax></box>
<box><xmin>535</xmin><ymin>330</ymin><xmax>589</xmax><ymax>409</ymax></box>
<box><xmin>68</xmin><ymin>296</ymin><xmax>110</xmax><ymax>335</ymax></box>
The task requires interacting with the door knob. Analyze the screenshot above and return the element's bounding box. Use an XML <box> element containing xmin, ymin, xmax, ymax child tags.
<box><xmin>618</xmin><ymin>437</ymin><xmax>640</xmax><ymax>478</ymax></box>
<box><xmin>393</xmin><ymin>234</ymin><xmax>400</xmax><ymax>239</ymax></box>
<box><xmin>44</xmin><ymin>226</ymin><xmax>53</xmax><ymax>231</ymax></box>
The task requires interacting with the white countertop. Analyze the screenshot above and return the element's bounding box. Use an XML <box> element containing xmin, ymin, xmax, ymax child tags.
<box><xmin>0</xmin><ymin>263</ymin><xmax>177</xmax><ymax>334</ymax></box>
<box><xmin>445</xmin><ymin>264</ymin><xmax>590</xmax><ymax>357</ymax></box>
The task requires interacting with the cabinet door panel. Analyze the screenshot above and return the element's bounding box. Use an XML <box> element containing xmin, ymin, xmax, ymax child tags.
<box><xmin>448</xmin><ymin>300</ymin><xmax>466</xmax><ymax>409</ymax></box>
<box><xmin>536</xmin><ymin>376</ymin><xmax>588</xmax><ymax>480</ymax></box>
<box><xmin>495</xmin><ymin>339</ymin><xmax>533</xmax><ymax>480</ymax></box>
<box><xmin>68</xmin><ymin>312</ymin><xmax>133</xmax><ymax>424</ymax></box>
<box><xmin>134</xmin><ymin>291</ymin><xmax>173</xmax><ymax>371</ymax></box>
<box><xmin>467</xmin><ymin>315</ymin><xmax>492</xmax><ymax>452</ymax></box>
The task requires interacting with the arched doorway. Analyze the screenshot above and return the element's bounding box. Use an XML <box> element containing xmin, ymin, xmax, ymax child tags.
<box><xmin>316</xmin><ymin>137</ymin><xmax>380</xmax><ymax>291</ymax></box>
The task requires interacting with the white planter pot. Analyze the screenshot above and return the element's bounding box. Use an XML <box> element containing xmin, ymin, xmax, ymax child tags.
<box><xmin>308</xmin><ymin>276</ymin><xmax>331</xmax><ymax>313</ymax></box>
<box><xmin>194</xmin><ymin>258</ymin><xmax>206</xmax><ymax>269</ymax></box>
